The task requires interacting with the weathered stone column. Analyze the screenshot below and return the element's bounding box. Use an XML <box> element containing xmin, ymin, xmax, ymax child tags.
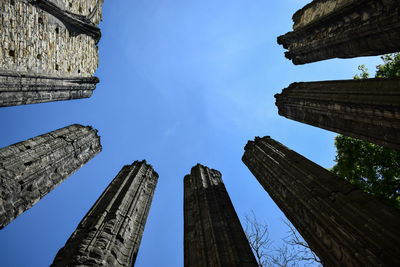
<box><xmin>278</xmin><ymin>0</ymin><xmax>400</xmax><ymax>65</ymax></box>
<box><xmin>51</xmin><ymin>160</ymin><xmax>158</xmax><ymax>267</ymax></box>
<box><xmin>0</xmin><ymin>71</ymin><xmax>99</xmax><ymax>107</ymax></box>
<box><xmin>242</xmin><ymin>136</ymin><xmax>400</xmax><ymax>266</ymax></box>
<box><xmin>0</xmin><ymin>0</ymin><xmax>103</xmax><ymax>107</ymax></box>
<box><xmin>275</xmin><ymin>78</ymin><xmax>400</xmax><ymax>150</ymax></box>
<box><xmin>0</xmin><ymin>124</ymin><xmax>101</xmax><ymax>229</ymax></box>
<box><xmin>184</xmin><ymin>164</ymin><xmax>258</xmax><ymax>267</ymax></box>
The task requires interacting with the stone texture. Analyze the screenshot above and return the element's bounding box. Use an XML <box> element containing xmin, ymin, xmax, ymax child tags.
<box><xmin>0</xmin><ymin>124</ymin><xmax>101</xmax><ymax>229</ymax></box>
<box><xmin>275</xmin><ymin>78</ymin><xmax>400</xmax><ymax>150</ymax></box>
<box><xmin>0</xmin><ymin>70</ymin><xmax>98</xmax><ymax>107</ymax></box>
<box><xmin>184</xmin><ymin>164</ymin><xmax>258</xmax><ymax>267</ymax></box>
<box><xmin>242</xmin><ymin>136</ymin><xmax>400</xmax><ymax>266</ymax></box>
<box><xmin>51</xmin><ymin>160</ymin><xmax>158</xmax><ymax>267</ymax></box>
<box><xmin>0</xmin><ymin>0</ymin><xmax>102</xmax><ymax>77</ymax></box>
<box><xmin>32</xmin><ymin>0</ymin><xmax>101</xmax><ymax>43</ymax></box>
<box><xmin>0</xmin><ymin>0</ymin><xmax>103</xmax><ymax>106</ymax></box>
<box><xmin>277</xmin><ymin>0</ymin><xmax>400</xmax><ymax>65</ymax></box>
<box><xmin>60</xmin><ymin>0</ymin><xmax>103</xmax><ymax>25</ymax></box>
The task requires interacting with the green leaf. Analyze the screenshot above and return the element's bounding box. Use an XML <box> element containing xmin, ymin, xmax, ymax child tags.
<box><xmin>332</xmin><ymin>53</ymin><xmax>400</xmax><ymax>209</ymax></box>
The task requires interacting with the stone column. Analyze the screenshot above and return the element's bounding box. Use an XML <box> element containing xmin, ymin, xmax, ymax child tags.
<box><xmin>0</xmin><ymin>71</ymin><xmax>99</xmax><ymax>107</ymax></box>
<box><xmin>184</xmin><ymin>164</ymin><xmax>258</xmax><ymax>267</ymax></box>
<box><xmin>0</xmin><ymin>0</ymin><xmax>103</xmax><ymax>107</ymax></box>
<box><xmin>277</xmin><ymin>0</ymin><xmax>400</xmax><ymax>65</ymax></box>
<box><xmin>242</xmin><ymin>136</ymin><xmax>400</xmax><ymax>266</ymax></box>
<box><xmin>275</xmin><ymin>78</ymin><xmax>400</xmax><ymax>150</ymax></box>
<box><xmin>51</xmin><ymin>160</ymin><xmax>158</xmax><ymax>267</ymax></box>
<box><xmin>0</xmin><ymin>124</ymin><xmax>101</xmax><ymax>229</ymax></box>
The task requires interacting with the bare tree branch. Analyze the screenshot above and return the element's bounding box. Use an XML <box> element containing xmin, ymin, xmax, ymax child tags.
<box><xmin>244</xmin><ymin>212</ymin><xmax>322</xmax><ymax>267</ymax></box>
<box><xmin>282</xmin><ymin>218</ymin><xmax>322</xmax><ymax>265</ymax></box>
<box><xmin>244</xmin><ymin>211</ymin><xmax>273</xmax><ymax>267</ymax></box>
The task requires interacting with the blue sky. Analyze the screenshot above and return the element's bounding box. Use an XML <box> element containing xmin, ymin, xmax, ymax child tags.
<box><xmin>0</xmin><ymin>1</ymin><xmax>382</xmax><ymax>266</ymax></box>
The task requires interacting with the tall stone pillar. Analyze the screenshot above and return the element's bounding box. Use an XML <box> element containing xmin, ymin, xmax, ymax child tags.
<box><xmin>277</xmin><ymin>0</ymin><xmax>400</xmax><ymax>65</ymax></box>
<box><xmin>242</xmin><ymin>136</ymin><xmax>400</xmax><ymax>266</ymax></box>
<box><xmin>0</xmin><ymin>124</ymin><xmax>101</xmax><ymax>229</ymax></box>
<box><xmin>51</xmin><ymin>160</ymin><xmax>158</xmax><ymax>267</ymax></box>
<box><xmin>184</xmin><ymin>164</ymin><xmax>258</xmax><ymax>267</ymax></box>
<box><xmin>0</xmin><ymin>0</ymin><xmax>104</xmax><ymax>107</ymax></box>
<box><xmin>275</xmin><ymin>78</ymin><xmax>400</xmax><ymax>150</ymax></box>
<box><xmin>0</xmin><ymin>71</ymin><xmax>99</xmax><ymax>107</ymax></box>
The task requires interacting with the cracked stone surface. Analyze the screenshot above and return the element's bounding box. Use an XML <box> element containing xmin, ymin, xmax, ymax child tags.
<box><xmin>242</xmin><ymin>136</ymin><xmax>400</xmax><ymax>266</ymax></box>
<box><xmin>275</xmin><ymin>78</ymin><xmax>400</xmax><ymax>150</ymax></box>
<box><xmin>51</xmin><ymin>160</ymin><xmax>158</xmax><ymax>267</ymax></box>
<box><xmin>184</xmin><ymin>164</ymin><xmax>258</xmax><ymax>267</ymax></box>
<box><xmin>0</xmin><ymin>124</ymin><xmax>102</xmax><ymax>229</ymax></box>
<box><xmin>277</xmin><ymin>0</ymin><xmax>400</xmax><ymax>64</ymax></box>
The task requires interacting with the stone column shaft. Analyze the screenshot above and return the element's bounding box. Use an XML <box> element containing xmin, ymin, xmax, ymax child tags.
<box><xmin>242</xmin><ymin>136</ymin><xmax>400</xmax><ymax>266</ymax></box>
<box><xmin>275</xmin><ymin>78</ymin><xmax>400</xmax><ymax>150</ymax></box>
<box><xmin>278</xmin><ymin>0</ymin><xmax>400</xmax><ymax>65</ymax></box>
<box><xmin>0</xmin><ymin>71</ymin><xmax>99</xmax><ymax>107</ymax></box>
<box><xmin>51</xmin><ymin>160</ymin><xmax>158</xmax><ymax>267</ymax></box>
<box><xmin>184</xmin><ymin>164</ymin><xmax>258</xmax><ymax>267</ymax></box>
<box><xmin>0</xmin><ymin>124</ymin><xmax>101</xmax><ymax>229</ymax></box>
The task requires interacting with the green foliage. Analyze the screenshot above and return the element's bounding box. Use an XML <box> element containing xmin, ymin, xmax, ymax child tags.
<box><xmin>332</xmin><ymin>135</ymin><xmax>400</xmax><ymax>208</ymax></box>
<box><xmin>332</xmin><ymin>53</ymin><xmax>400</xmax><ymax>209</ymax></box>
<box><xmin>376</xmin><ymin>53</ymin><xmax>400</xmax><ymax>78</ymax></box>
<box><xmin>353</xmin><ymin>65</ymin><xmax>369</xmax><ymax>79</ymax></box>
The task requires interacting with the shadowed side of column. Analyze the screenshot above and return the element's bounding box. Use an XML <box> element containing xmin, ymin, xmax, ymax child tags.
<box><xmin>184</xmin><ymin>163</ymin><xmax>258</xmax><ymax>267</ymax></box>
<box><xmin>242</xmin><ymin>136</ymin><xmax>400</xmax><ymax>266</ymax></box>
<box><xmin>275</xmin><ymin>78</ymin><xmax>400</xmax><ymax>150</ymax></box>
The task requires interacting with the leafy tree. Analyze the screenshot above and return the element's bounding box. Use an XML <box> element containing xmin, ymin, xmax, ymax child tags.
<box><xmin>353</xmin><ymin>64</ymin><xmax>369</xmax><ymax>79</ymax></box>
<box><xmin>376</xmin><ymin>53</ymin><xmax>400</xmax><ymax>78</ymax></box>
<box><xmin>331</xmin><ymin>53</ymin><xmax>400</xmax><ymax>209</ymax></box>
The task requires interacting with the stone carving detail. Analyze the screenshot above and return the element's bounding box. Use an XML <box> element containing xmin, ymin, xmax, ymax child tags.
<box><xmin>184</xmin><ymin>164</ymin><xmax>258</xmax><ymax>267</ymax></box>
<box><xmin>31</xmin><ymin>0</ymin><xmax>102</xmax><ymax>43</ymax></box>
<box><xmin>242</xmin><ymin>136</ymin><xmax>400</xmax><ymax>266</ymax></box>
<box><xmin>51</xmin><ymin>160</ymin><xmax>159</xmax><ymax>267</ymax></box>
<box><xmin>0</xmin><ymin>0</ymin><xmax>103</xmax><ymax>106</ymax></box>
<box><xmin>275</xmin><ymin>78</ymin><xmax>400</xmax><ymax>150</ymax></box>
<box><xmin>60</xmin><ymin>0</ymin><xmax>103</xmax><ymax>25</ymax></box>
<box><xmin>0</xmin><ymin>71</ymin><xmax>99</xmax><ymax>107</ymax></box>
<box><xmin>278</xmin><ymin>0</ymin><xmax>400</xmax><ymax>64</ymax></box>
<box><xmin>0</xmin><ymin>124</ymin><xmax>102</xmax><ymax>229</ymax></box>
